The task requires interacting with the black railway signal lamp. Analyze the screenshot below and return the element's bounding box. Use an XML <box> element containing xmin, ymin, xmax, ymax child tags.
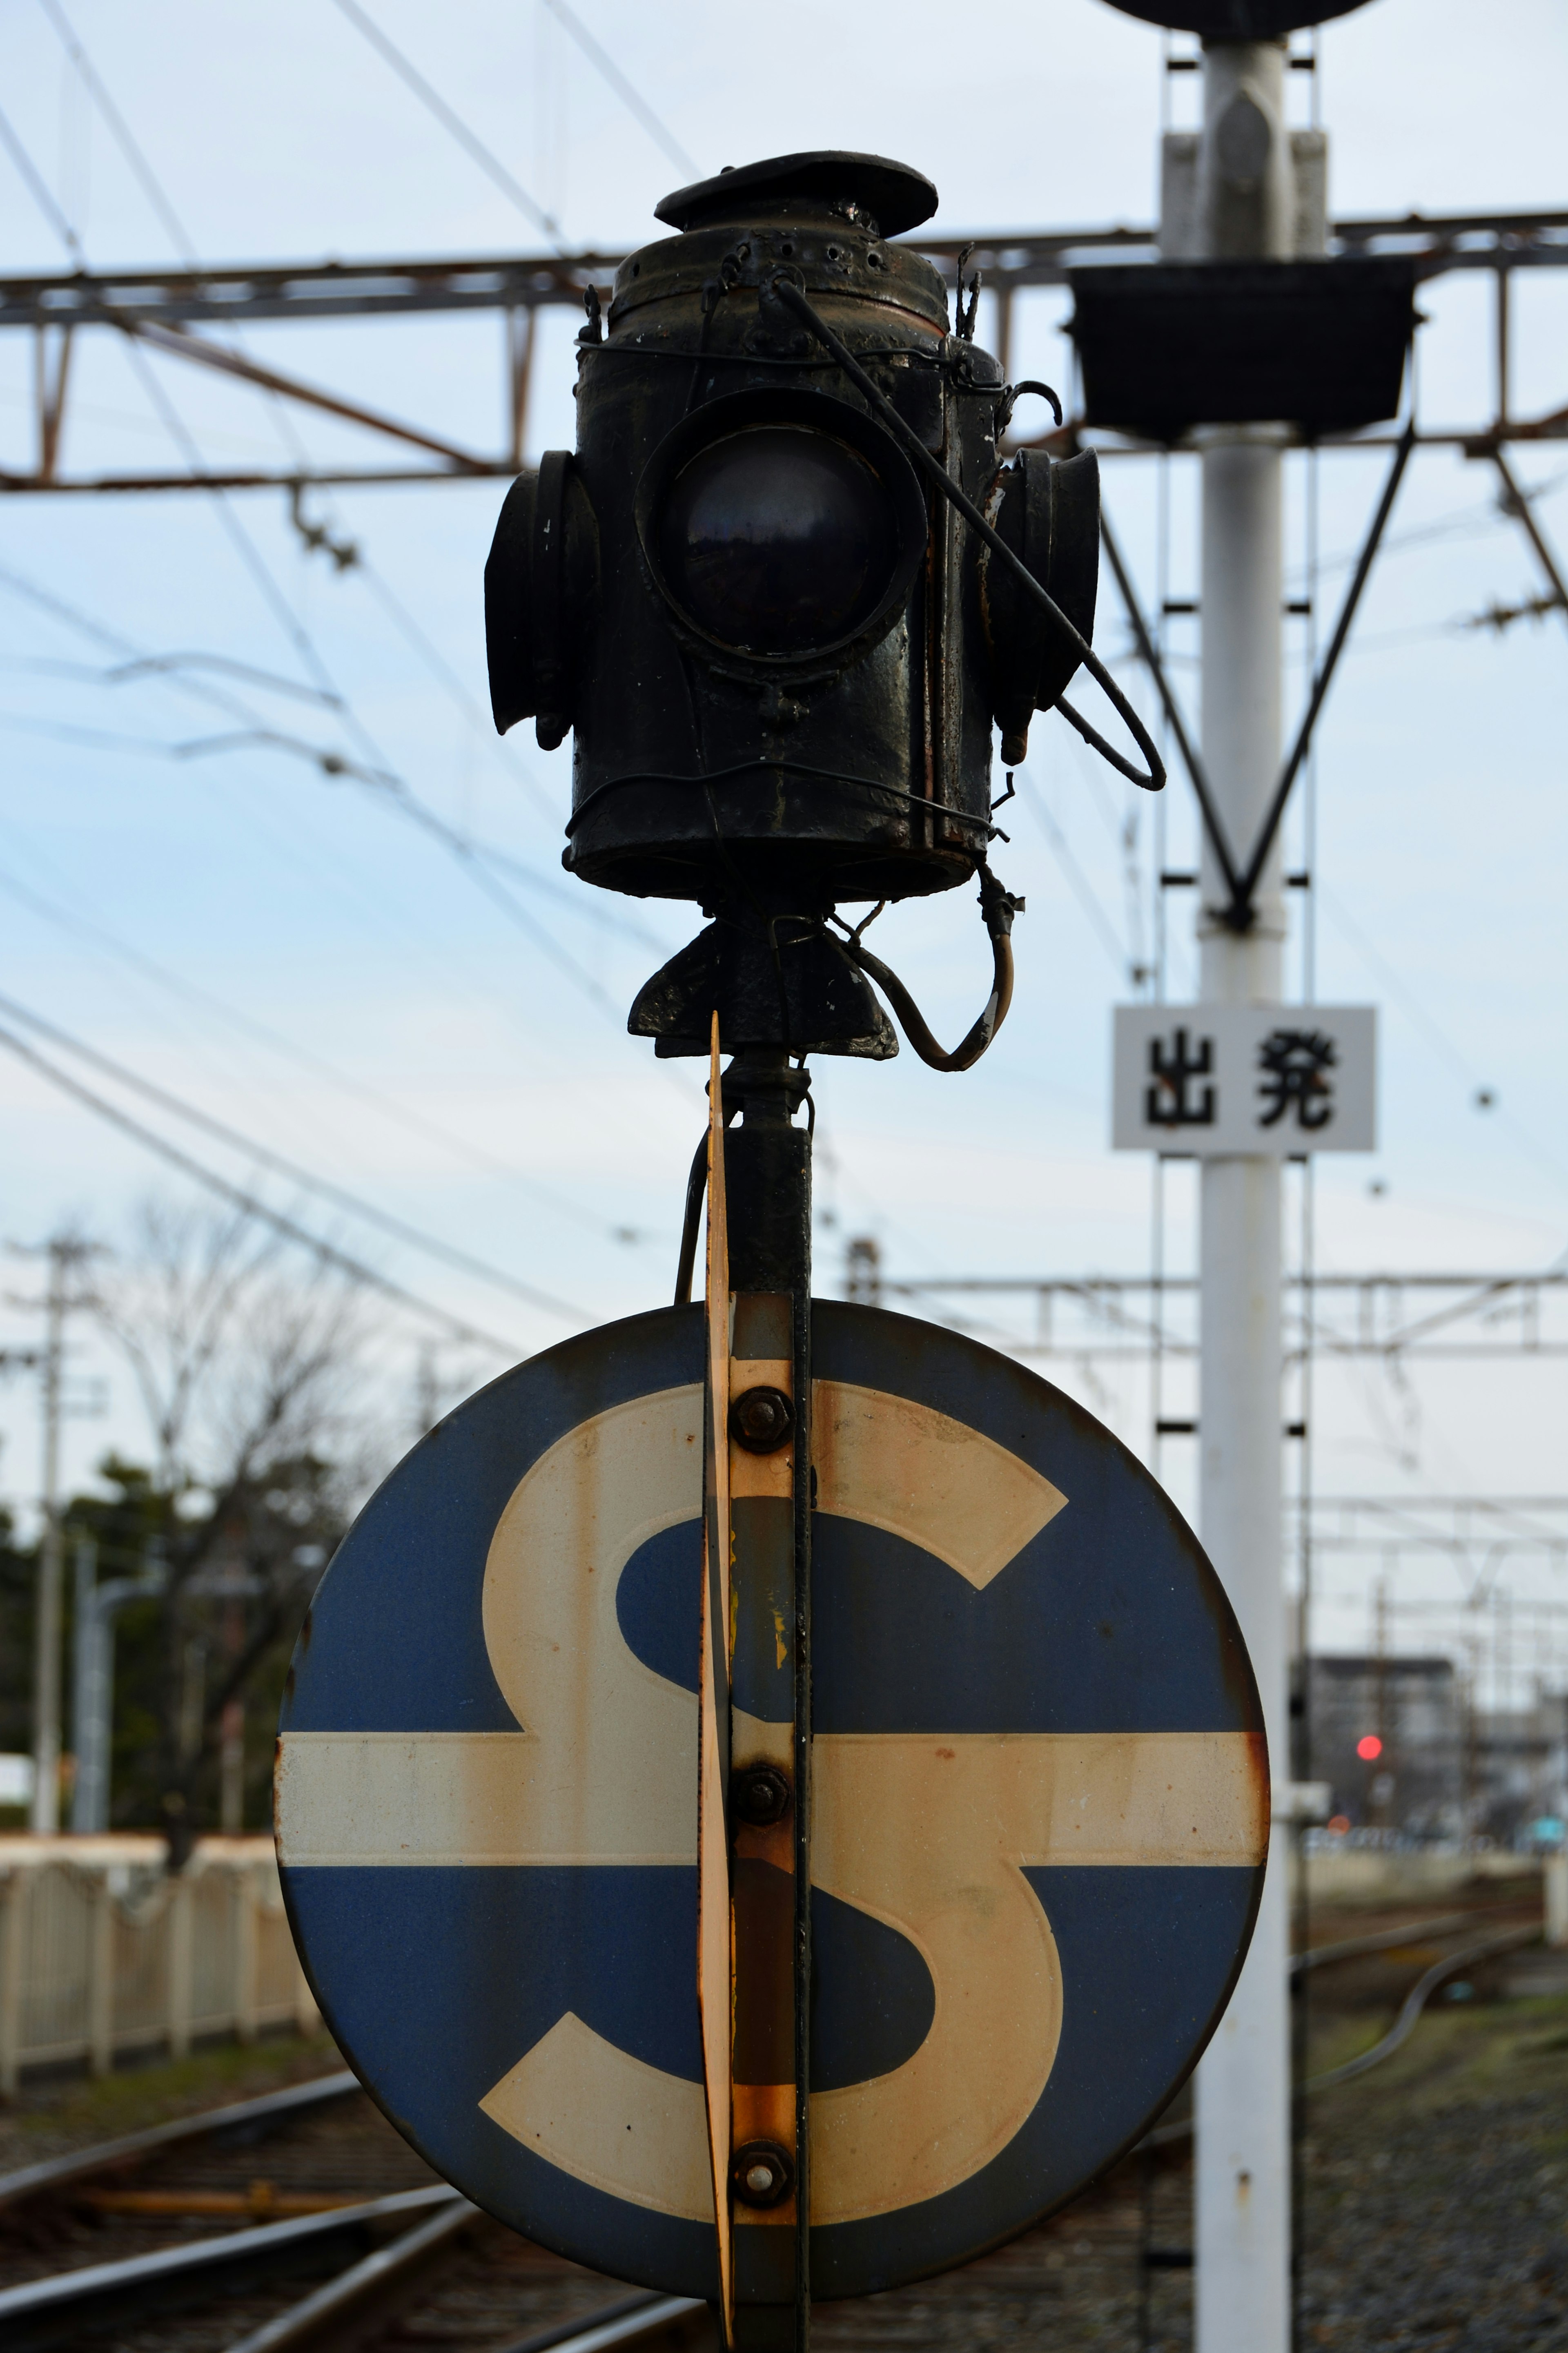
<box><xmin>486</xmin><ymin>149</ymin><xmax>1160</xmax><ymax>1068</ymax></box>
<box><xmin>481</xmin><ymin>150</ymin><xmax>1168</xmax><ymax>2353</ymax></box>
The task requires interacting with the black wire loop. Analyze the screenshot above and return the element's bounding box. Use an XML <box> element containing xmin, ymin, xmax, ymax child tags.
<box><xmin>996</xmin><ymin>379</ymin><xmax>1064</xmax><ymax>436</ymax></box>
<box><xmin>829</xmin><ymin>863</ymin><xmax>1023</xmax><ymax>1076</ymax></box>
<box><xmin>769</xmin><ymin>275</ymin><xmax>1166</xmax><ymax>796</ymax></box>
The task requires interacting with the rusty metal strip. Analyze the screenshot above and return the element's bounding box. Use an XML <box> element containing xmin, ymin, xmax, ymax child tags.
<box><xmin>728</xmin><ymin>1298</ymin><xmax>800</xmax><ymax>2337</ymax></box>
<box><xmin>791</xmin><ymin>1268</ymin><xmax>811</xmax><ymax>2353</ymax></box>
<box><xmin>697</xmin><ymin>1013</ymin><xmax>734</xmax><ymax>2340</ymax></box>
<box><xmin>120</xmin><ymin>319</ymin><xmax>492</xmax><ymax>471</ymax></box>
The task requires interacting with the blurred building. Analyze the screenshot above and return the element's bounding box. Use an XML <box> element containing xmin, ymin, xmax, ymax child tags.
<box><xmin>1306</xmin><ymin>1654</ymin><xmax>1568</xmax><ymax>1844</ymax></box>
<box><xmin>1468</xmin><ymin>1692</ymin><xmax>1568</xmax><ymax>1847</ymax></box>
<box><xmin>1306</xmin><ymin>1654</ymin><xmax>1462</xmax><ymax>1838</ymax></box>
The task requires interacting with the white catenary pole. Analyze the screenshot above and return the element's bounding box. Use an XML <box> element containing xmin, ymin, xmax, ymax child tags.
<box><xmin>1173</xmin><ymin>36</ymin><xmax>1305</xmax><ymax>2353</ymax></box>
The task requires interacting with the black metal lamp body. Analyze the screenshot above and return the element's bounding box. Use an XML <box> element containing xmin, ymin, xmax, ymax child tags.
<box><xmin>485</xmin><ymin>154</ymin><xmax>1098</xmax><ymax>957</ymax></box>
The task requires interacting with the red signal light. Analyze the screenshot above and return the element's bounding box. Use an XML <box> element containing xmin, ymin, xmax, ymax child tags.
<box><xmin>1356</xmin><ymin>1734</ymin><xmax>1383</xmax><ymax>1761</ymax></box>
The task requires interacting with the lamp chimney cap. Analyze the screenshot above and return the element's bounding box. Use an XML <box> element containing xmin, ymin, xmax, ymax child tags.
<box><xmin>655</xmin><ymin>150</ymin><xmax>938</xmax><ymax>238</ymax></box>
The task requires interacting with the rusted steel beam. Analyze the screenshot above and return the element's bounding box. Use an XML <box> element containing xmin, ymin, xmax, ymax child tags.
<box><xmin>121</xmin><ymin>320</ymin><xmax>490</xmax><ymax>468</ymax></box>
<box><xmin>0</xmin><ymin>206</ymin><xmax>1563</xmax><ymax>335</ymax></box>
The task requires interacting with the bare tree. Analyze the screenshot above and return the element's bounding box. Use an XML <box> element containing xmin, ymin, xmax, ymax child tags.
<box><xmin>91</xmin><ymin>1195</ymin><xmax>384</xmax><ymax>1860</ymax></box>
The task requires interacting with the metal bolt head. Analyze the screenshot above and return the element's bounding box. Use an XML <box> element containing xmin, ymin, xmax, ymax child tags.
<box><xmin>731</xmin><ymin>2139</ymin><xmax>794</xmax><ymax>2209</ymax></box>
<box><xmin>729</xmin><ymin>1385</ymin><xmax>794</xmax><ymax>1454</ymax></box>
<box><xmin>733</xmin><ymin>1764</ymin><xmax>791</xmax><ymax>1827</ymax></box>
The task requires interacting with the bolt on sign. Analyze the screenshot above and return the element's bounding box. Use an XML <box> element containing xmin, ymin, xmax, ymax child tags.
<box><xmin>276</xmin><ymin>1303</ymin><xmax>1268</xmax><ymax>2305</ymax></box>
<box><xmin>1112</xmin><ymin>1004</ymin><xmax>1377</xmax><ymax>1155</ymax></box>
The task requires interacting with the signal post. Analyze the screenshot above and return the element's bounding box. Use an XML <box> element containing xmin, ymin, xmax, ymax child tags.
<box><xmin>1189</xmin><ymin>39</ymin><xmax>1294</xmax><ymax>2353</ymax></box>
<box><xmin>1104</xmin><ymin>6</ymin><xmax>1393</xmax><ymax>2345</ymax></box>
<box><xmin>277</xmin><ymin>146</ymin><xmax>1276</xmax><ymax>2353</ymax></box>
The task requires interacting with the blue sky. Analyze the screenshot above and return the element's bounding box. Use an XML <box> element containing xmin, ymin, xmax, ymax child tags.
<box><xmin>0</xmin><ymin>0</ymin><xmax>1565</xmax><ymax>1689</ymax></box>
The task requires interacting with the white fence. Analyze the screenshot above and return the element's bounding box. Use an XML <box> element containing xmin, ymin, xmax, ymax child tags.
<box><xmin>0</xmin><ymin>1835</ymin><xmax>318</xmax><ymax>2093</ymax></box>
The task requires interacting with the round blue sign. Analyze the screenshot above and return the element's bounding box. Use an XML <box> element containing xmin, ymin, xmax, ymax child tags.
<box><xmin>277</xmin><ymin>1302</ymin><xmax>1266</xmax><ymax>2301</ymax></box>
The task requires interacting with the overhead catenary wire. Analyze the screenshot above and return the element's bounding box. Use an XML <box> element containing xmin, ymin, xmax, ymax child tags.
<box><xmin>0</xmin><ymin>1020</ymin><xmax>533</xmax><ymax>1356</ymax></box>
<box><xmin>0</xmin><ymin>860</ymin><xmax>642</xmax><ymax>1246</ymax></box>
<box><xmin>326</xmin><ymin>0</ymin><xmax>565</xmax><ymax>247</ymax></box>
<box><xmin>0</xmin><ymin>95</ymin><xmax>86</xmax><ymax>261</ymax></box>
<box><xmin>0</xmin><ymin>558</ymin><xmax>695</xmax><ymax>1171</ymax></box>
<box><xmin>1319</xmin><ymin>884</ymin><xmax>1568</xmax><ymax>1198</ymax></box>
<box><xmin>0</xmin><ymin>987</ymin><xmax>588</xmax><ymax>1324</ymax></box>
<box><xmin>0</xmin><ymin>566</ymin><xmax>660</xmax><ymax>956</ymax></box>
<box><xmin>1014</xmin><ymin>766</ymin><xmax>1129</xmax><ymax>979</ymax></box>
<box><xmin>538</xmin><ymin>0</ymin><xmax>698</xmax><ymax>178</ymax></box>
<box><xmin>35</xmin><ymin>0</ymin><xmax>199</xmax><ymax>260</ymax></box>
<box><xmin>0</xmin><ymin>110</ymin><xmax>628</xmax><ymax>1020</ymax></box>
<box><xmin>0</xmin><ymin>105</ymin><xmax>649</xmax><ymax>1035</ymax></box>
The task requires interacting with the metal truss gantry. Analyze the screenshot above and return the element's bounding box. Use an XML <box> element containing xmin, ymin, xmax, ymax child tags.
<box><xmin>877</xmin><ymin>1267</ymin><xmax>1568</xmax><ymax>1365</ymax></box>
<box><xmin>2</xmin><ymin>205</ymin><xmax>1566</xmax><ymax>496</ymax></box>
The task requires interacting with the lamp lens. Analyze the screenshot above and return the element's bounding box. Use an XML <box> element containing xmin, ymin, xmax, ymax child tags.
<box><xmin>659</xmin><ymin>425</ymin><xmax>897</xmax><ymax>653</ymax></box>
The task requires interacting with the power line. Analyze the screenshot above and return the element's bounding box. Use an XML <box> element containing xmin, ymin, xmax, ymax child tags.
<box><xmin>0</xmin><ymin>106</ymin><xmax>654</xmax><ymax>1047</ymax></box>
<box><xmin>326</xmin><ymin>0</ymin><xmax>564</xmax><ymax>245</ymax></box>
<box><xmin>347</xmin><ymin>549</ymin><xmax>558</xmax><ymax>826</ymax></box>
<box><xmin>0</xmin><ymin>96</ymin><xmax>85</xmax><ymax>261</ymax></box>
<box><xmin>0</xmin><ymin>986</ymin><xmax>589</xmax><ymax>1323</ymax></box>
<box><xmin>167</xmin><ymin>722</ymin><xmax>634</xmax><ymax>1019</ymax></box>
<box><xmin>0</xmin><ymin>860</ymin><xmax>648</xmax><ymax>1246</ymax></box>
<box><xmin>0</xmin><ymin>558</ymin><xmax>658</xmax><ymax>1086</ymax></box>
<box><xmin>38</xmin><ymin>0</ymin><xmax>316</xmax><ymax>480</ymax></box>
<box><xmin>0</xmin><ymin>563</ymin><xmax>657</xmax><ymax>952</ymax></box>
<box><xmin>1318</xmin><ymin>884</ymin><xmax>1568</xmax><ymax>1198</ymax></box>
<box><xmin>0</xmin><ymin>1020</ymin><xmax>529</xmax><ymax>1356</ymax></box>
<box><xmin>538</xmin><ymin>0</ymin><xmax>698</xmax><ymax>178</ymax></box>
<box><xmin>36</xmin><ymin>0</ymin><xmax>199</xmax><ymax>260</ymax></box>
<box><xmin>1015</xmin><ymin>766</ymin><xmax>1129</xmax><ymax>979</ymax></box>
<box><xmin>105</xmin><ymin>339</ymin><xmax>634</xmax><ymax>1015</ymax></box>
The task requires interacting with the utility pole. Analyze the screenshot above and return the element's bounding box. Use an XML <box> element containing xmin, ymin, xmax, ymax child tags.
<box><xmin>71</xmin><ymin>1535</ymin><xmax>166</xmax><ymax>1834</ymax></box>
<box><xmin>13</xmin><ymin>1233</ymin><xmax>101</xmax><ymax>1836</ymax></box>
<box><xmin>1177</xmin><ymin>39</ymin><xmax>1301</xmax><ymax>2353</ymax></box>
<box><xmin>30</xmin><ymin>1238</ymin><xmax>69</xmax><ymax>1833</ymax></box>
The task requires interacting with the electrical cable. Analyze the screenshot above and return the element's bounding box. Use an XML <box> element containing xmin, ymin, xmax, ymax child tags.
<box><xmin>0</xmin><ymin>558</ymin><xmax>655</xmax><ymax>1091</ymax></box>
<box><xmin>108</xmin><ymin>337</ymin><xmax>638</xmax><ymax>1017</ymax></box>
<box><xmin>0</xmin><ymin>1021</ymin><xmax>529</xmax><ymax>1356</ymax></box>
<box><xmin>1</xmin><ymin>696</ymin><xmax>659</xmax><ymax>952</ymax></box>
<box><xmin>162</xmin><ymin>724</ymin><xmax>644</xmax><ymax>1009</ymax></box>
<box><xmin>0</xmin><ymin>986</ymin><xmax>588</xmax><ymax>1323</ymax></box>
<box><xmin>1013</xmin><ymin>767</ymin><xmax>1128</xmax><ymax>978</ymax></box>
<box><xmin>0</xmin><ymin>98</ymin><xmax>644</xmax><ymax>1034</ymax></box>
<box><xmin>538</xmin><ymin>0</ymin><xmax>698</xmax><ymax>177</ymax></box>
<box><xmin>347</xmin><ymin>554</ymin><xmax>559</xmax><ymax>827</ymax></box>
<box><xmin>2</xmin><ymin>109</ymin><xmax>688</xmax><ymax>1094</ymax></box>
<box><xmin>831</xmin><ymin>865</ymin><xmax>1022</xmax><ymax>1075</ymax></box>
<box><xmin>0</xmin><ymin>96</ymin><xmax>86</xmax><ymax>261</ymax></box>
<box><xmin>0</xmin><ymin>860</ymin><xmax>642</xmax><ymax>1246</ymax></box>
<box><xmin>326</xmin><ymin>0</ymin><xmax>564</xmax><ymax>246</ymax></box>
<box><xmin>0</xmin><ymin>565</ymin><xmax>657</xmax><ymax>955</ymax></box>
<box><xmin>36</xmin><ymin>0</ymin><xmax>328</xmax><ymax>482</ymax></box>
<box><xmin>1318</xmin><ymin>885</ymin><xmax>1568</xmax><ymax>1198</ymax></box>
<box><xmin>770</xmin><ymin>275</ymin><xmax>1166</xmax><ymax>795</ymax></box>
<box><xmin>35</xmin><ymin>0</ymin><xmax>198</xmax><ymax>259</ymax></box>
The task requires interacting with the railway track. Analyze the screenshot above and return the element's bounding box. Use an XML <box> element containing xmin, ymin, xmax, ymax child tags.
<box><xmin>0</xmin><ymin>1900</ymin><xmax>1545</xmax><ymax>2352</ymax></box>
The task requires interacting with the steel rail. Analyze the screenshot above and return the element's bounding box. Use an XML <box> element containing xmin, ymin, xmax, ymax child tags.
<box><xmin>229</xmin><ymin>2268</ymin><xmax>706</xmax><ymax>2353</ymax></box>
<box><xmin>1289</xmin><ymin>1911</ymin><xmax>1478</xmax><ymax>1974</ymax></box>
<box><xmin>0</xmin><ymin>2182</ymin><xmax>462</xmax><ymax>2350</ymax></box>
<box><xmin>496</xmin><ymin>2297</ymin><xmax>711</xmax><ymax>2353</ymax></box>
<box><xmin>221</xmin><ymin>2196</ymin><xmax>482</xmax><ymax>2352</ymax></box>
<box><xmin>1308</xmin><ymin>1922</ymin><xmax>1538</xmax><ymax>2090</ymax></box>
<box><xmin>0</xmin><ymin>2067</ymin><xmax>358</xmax><ymax>2214</ymax></box>
<box><xmin>1144</xmin><ymin>1918</ymin><xmax>1541</xmax><ymax>2146</ymax></box>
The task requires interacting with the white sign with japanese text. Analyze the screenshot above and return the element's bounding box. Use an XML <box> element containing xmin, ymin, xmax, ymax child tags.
<box><xmin>1112</xmin><ymin>1005</ymin><xmax>1377</xmax><ymax>1155</ymax></box>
